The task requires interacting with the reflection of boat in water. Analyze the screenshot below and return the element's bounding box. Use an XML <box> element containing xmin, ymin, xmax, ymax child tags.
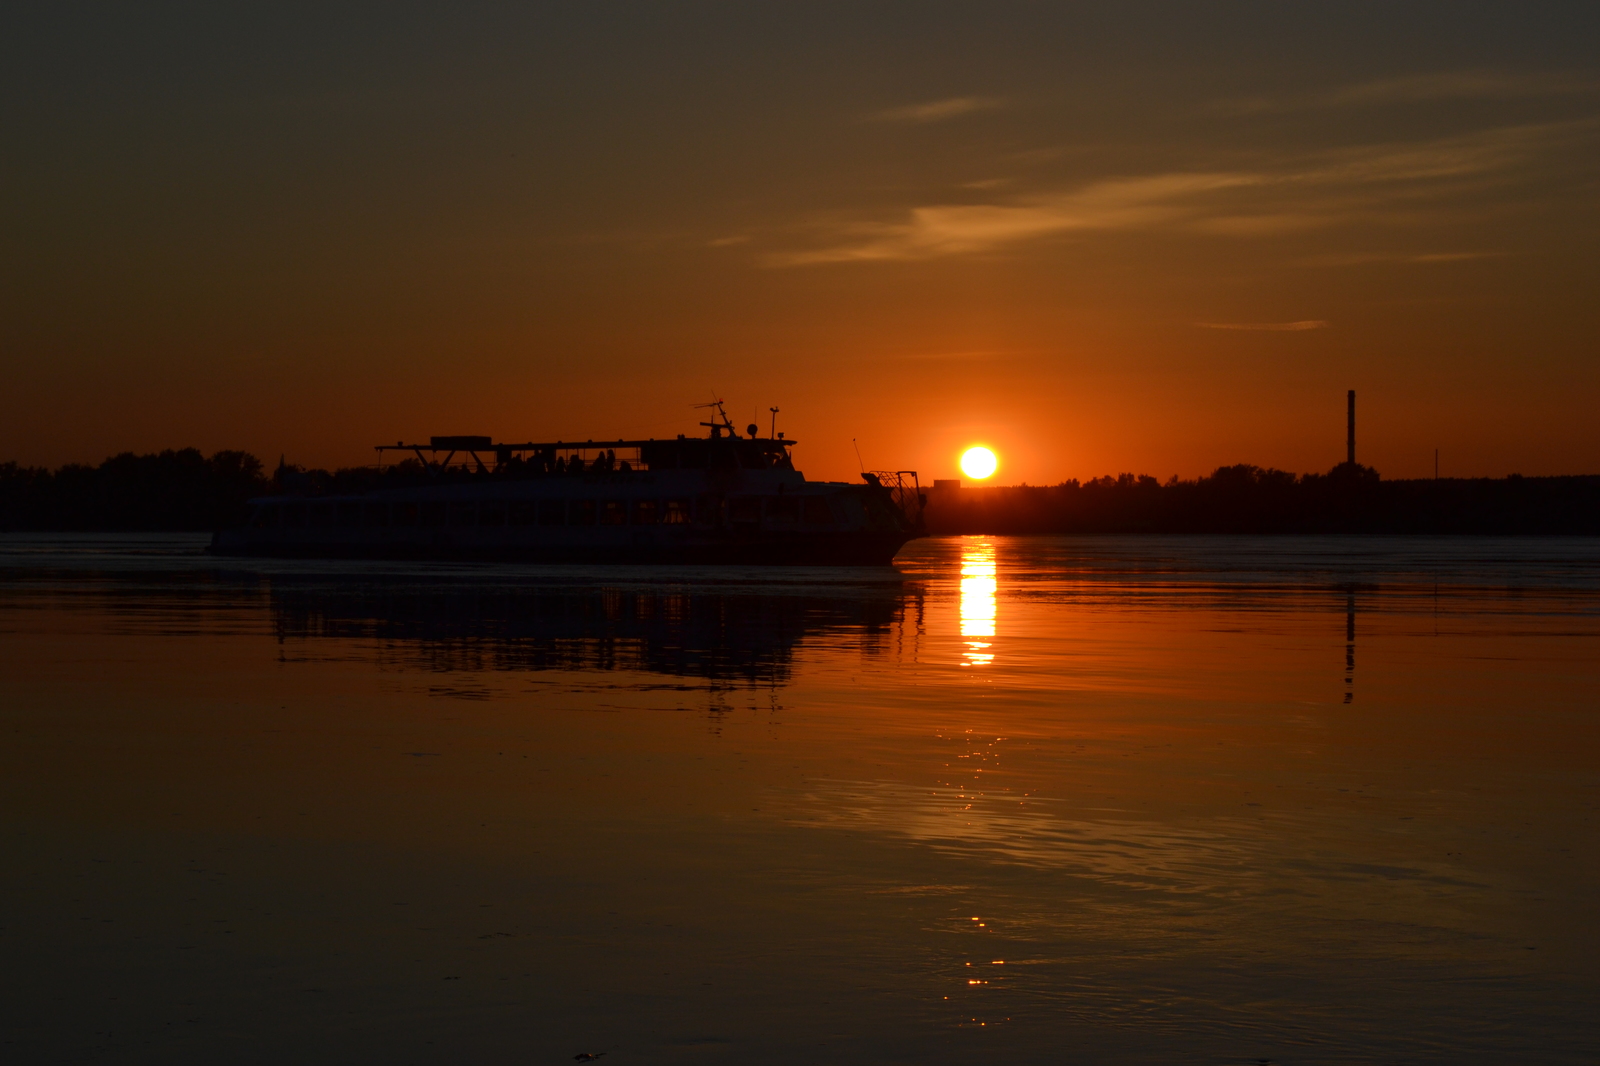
<box><xmin>213</xmin><ymin>402</ymin><xmax>924</xmax><ymax>565</ymax></box>
<box><xmin>268</xmin><ymin>574</ymin><xmax>919</xmax><ymax>688</ymax></box>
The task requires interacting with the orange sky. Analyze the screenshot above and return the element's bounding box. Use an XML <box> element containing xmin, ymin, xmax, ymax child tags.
<box><xmin>3</xmin><ymin>4</ymin><xmax>1598</xmax><ymax>482</ymax></box>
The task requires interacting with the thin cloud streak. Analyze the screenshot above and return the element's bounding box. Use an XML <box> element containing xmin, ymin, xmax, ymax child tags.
<box><xmin>1197</xmin><ymin>320</ymin><xmax>1330</xmax><ymax>331</ymax></box>
<box><xmin>769</xmin><ymin>172</ymin><xmax>1257</xmax><ymax>265</ymax></box>
<box><xmin>868</xmin><ymin>96</ymin><xmax>1005</xmax><ymax>123</ymax></box>
<box><xmin>1298</xmin><ymin>250</ymin><xmax>1502</xmax><ymax>267</ymax></box>
<box><xmin>1412</xmin><ymin>251</ymin><xmax>1500</xmax><ymax>263</ymax></box>
<box><xmin>891</xmin><ymin>348</ymin><xmax>1032</xmax><ymax>361</ymax></box>
<box><xmin>765</xmin><ymin>122</ymin><xmax>1589</xmax><ymax>266</ymax></box>
<box><xmin>1330</xmin><ymin>71</ymin><xmax>1599</xmax><ymax>105</ymax></box>
<box><xmin>1218</xmin><ymin>70</ymin><xmax>1600</xmax><ymax>114</ymax></box>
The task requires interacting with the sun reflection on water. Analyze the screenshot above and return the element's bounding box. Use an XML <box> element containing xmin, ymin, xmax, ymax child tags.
<box><xmin>959</xmin><ymin>540</ymin><xmax>997</xmax><ymax>666</ymax></box>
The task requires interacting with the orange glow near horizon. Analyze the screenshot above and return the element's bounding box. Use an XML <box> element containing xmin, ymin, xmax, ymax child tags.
<box><xmin>960</xmin><ymin>447</ymin><xmax>999</xmax><ymax>480</ymax></box>
<box><xmin>0</xmin><ymin>9</ymin><xmax>1595</xmax><ymax>481</ymax></box>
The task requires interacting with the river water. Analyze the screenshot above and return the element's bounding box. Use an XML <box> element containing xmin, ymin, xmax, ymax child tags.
<box><xmin>1</xmin><ymin>534</ymin><xmax>1596</xmax><ymax>1064</ymax></box>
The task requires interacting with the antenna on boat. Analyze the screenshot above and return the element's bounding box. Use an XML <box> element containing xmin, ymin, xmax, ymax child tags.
<box><xmin>693</xmin><ymin>395</ymin><xmax>735</xmax><ymax>439</ymax></box>
<box><xmin>769</xmin><ymin>407</ymin><xmax>779</xmax><ymax>440</ymax></box>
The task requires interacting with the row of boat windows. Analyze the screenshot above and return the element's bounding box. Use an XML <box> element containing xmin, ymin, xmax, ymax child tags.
<box><xmin>248</xmin><ymin>495</ymin><xmax>836</xmax><ymax>530</ymax></box>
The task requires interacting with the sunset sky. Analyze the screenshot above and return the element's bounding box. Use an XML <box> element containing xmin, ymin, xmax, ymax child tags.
<box><xmin>4</xmin><ymin>3</ymin><xmax>1598</xmax><ymax>482</ymax></box>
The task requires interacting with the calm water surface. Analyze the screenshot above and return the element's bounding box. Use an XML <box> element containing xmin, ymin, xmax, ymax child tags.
<box><xmin>2</xmin><ymin>534</ymin><xmax>1596</xmax><ymax>1064</ymax></box>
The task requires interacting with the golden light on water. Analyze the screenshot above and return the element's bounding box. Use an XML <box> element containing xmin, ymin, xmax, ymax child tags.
<box><xmin>959</xmin><ymin>447</ymin><xmax>997</xmax><ymax>480</ymax></box>
<box><xmin>959</xmin><ymin>541</ymin><xmax>997</xmax><ymax>666</ymax></box>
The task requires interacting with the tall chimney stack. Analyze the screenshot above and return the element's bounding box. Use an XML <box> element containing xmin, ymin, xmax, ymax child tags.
<box><xmin>1347</xmin><ymin>390</ymin><xmax>1356</xmax><ymax>466</ymax></box>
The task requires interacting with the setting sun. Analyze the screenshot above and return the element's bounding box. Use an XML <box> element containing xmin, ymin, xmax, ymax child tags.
<box><xmin>960</xmin><ymin>446</ymin><xmax>998</xmax><ymax>480</ymax></box>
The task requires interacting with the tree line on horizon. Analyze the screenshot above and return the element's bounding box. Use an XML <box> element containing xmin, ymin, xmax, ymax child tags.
<box><xmin>0</xmin><ymin>449</ymin><xmax>269</xmax><ymax>531</ymax></box>
<box><xmin>925</xmin><ymin>463</ymin><xmax>1600</xmax><ymax>535</ymax></box>
<box><xmin>1</xmin><ymin>449</ymin><xmax>1597</xmax><ymax>534</ymax></box>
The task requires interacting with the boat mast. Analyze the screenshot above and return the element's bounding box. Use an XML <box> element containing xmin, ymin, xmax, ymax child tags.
<box><xmin>693</xmin><ymin>397</ymin><xmax>736</xmax><ymax>439</ymax></box>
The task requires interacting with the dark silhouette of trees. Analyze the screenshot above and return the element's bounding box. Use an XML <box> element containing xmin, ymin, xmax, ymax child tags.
<box><xmin>2</xmin><ymin>450</ymin><xmax>1597</xmax><ymax>534</ymax></box>
<box><xmin>926</xmin><ymin>463</ymin><xmax>1600</xmax><ymax>535</ymax></box>
<box><xmin>0</xmin><ymin>449</ymin><xmax>268</xmax><ymax>530</ymax></box>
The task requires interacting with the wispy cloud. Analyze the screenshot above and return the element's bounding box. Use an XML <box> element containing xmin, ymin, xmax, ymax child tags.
<box><xmin>1329</xmin><ymin>71</ymin><xmax>1597</xmax><ymax>105</ymax></box>
<box><xmin>868</xmin><ymin>96</ymin><xmax>1004</xmax><ymax>123</ymax></box>
<box><xmin>765</xmin><ymin>122</ymin><xmax>1586</xmax><ymax>266</ymax></box>
<box><xmin>891</xmin><ymin>348</ymin><xmax>1030</xmax><ymax>361</ymax></box>
<box><xmin>1298</xmin><ymin>250</ymin><xmax>1502</xmax><ymax>267</ymax></box>
<box><xmin>1219</xmin><ymin>70</ymin><xmax>1600</xmax><ymax>114</ymax></box>
<box><xmin>1197</xmin><ymin>320</ymin><xmax>1329</xmax><ymax>331</ymax></box>
<box><xmin>770</xmin><ymin>172</ymin><xmax>1256</xmax><ymax>265</ymax></box>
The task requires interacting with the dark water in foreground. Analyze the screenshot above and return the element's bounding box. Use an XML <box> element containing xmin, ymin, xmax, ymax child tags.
<box><xmin>1</xmin><ymin>534</ymin><xmax>1596</xmax><ymax>1065</ymax></box>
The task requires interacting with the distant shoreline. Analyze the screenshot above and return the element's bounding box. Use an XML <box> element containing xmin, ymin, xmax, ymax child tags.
<box><xmin>924</xmin><ymin>470</ymin><xmax>1600</xmax><ymax>536</ymax></box>
<box><xmin>3</xmin><ymin>450</ymin><xmax>1599</xmax><ymax>535</ymax></box>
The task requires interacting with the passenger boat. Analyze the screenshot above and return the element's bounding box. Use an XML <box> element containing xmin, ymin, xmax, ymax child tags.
<box><xmin>210</xmin><ymin>403</ymin><xmax>924</xmax><ymax>564</ymax></box>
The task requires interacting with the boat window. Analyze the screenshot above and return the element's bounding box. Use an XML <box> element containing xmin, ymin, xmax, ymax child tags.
<box><xmin>537</xmin><ymin>500</ymin><xmax>564</xmax><ymax>526</ymax></box>
<box><xmin>249</xmin><ymin>505</ymin><xmax>277</xmax><ymax>529</ymax></box>
<box><xmin>601</xmin><ymin>500</ymin><xmax>627</xmax><ymax>525</ymax></box>
<box><xmin>450</xmin><ymin>502</ymin><xmax>476</xmax><ymax>527</ymax></box>
<box><xmin>633</xmin><ymin>500</ymin><xmax>658</xmax><ymax>525</ymax></box>
<box><xmin>509</xmin><ymin>501</ymin><xmax>537</xmax><ymax>526</ymax></box>
<box><xmin>364</xmin><ymin>502</ymin><xmax>388</xmax><ymax>527</ymax></box>
<box><xmin>393</xmin><ymin>502</ymin><xmax>420</xmax><ymax>526</ymax></box>
<box><xmin>570</xmin><ymin>499</ymin><xmax>597</xmax><ymax>526</ymax></box>
<box><xmin>803</xmin><ymin>497</ymin><xmax>833</xmax><ymax>524</ymax></box>
<box><xmin>662</xmin><ymin>499</ymin><xmax>690</xmax><ymax>525</ymax></box>
<box><xmin>730</xmin><ymin>497</ymin><xmax>761</xmax><ymax>524</ymax></box>
<box><xmin>480</xmin><ymin>502</ymin><xmax>506</xmax><ymax>527</ymax></box>
<box><xmin>420</xmin><ymin>502</ymin><xmax>446</xmax><ymax>527</ymax></box>
<box><xmin>768</xmin><ymin>497</ymin><xmax>799</xmax><ymax>524</ymax></box>
<box><xmin>695</xmin><ymin>494</ymin><xmax>722</xmax><ymax>524</ymax></box>
<box><xmin>309</xmin><ymin>502</ymin><xmax>333</xmax><ymax>527</ymax></box>
<box><xmin>337</xmin><ymin>502</ymin><xmax>361</xmax><ymax>527</ymax></box>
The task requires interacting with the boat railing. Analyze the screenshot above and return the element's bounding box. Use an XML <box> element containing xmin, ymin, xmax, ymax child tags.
<box><xmin>377</xmin><ymin>444</ymin><xmax>652</xmax><ymax>477</ymax></box>
<box><xmin>374</xmin><ymin>435</ymin><xmax>797</xmax><ymax>478</ymax></box>
<box><xmin>864</xmin><ymin>470</ymin><xmax>924</xmax><ymax>528</ymax></box>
